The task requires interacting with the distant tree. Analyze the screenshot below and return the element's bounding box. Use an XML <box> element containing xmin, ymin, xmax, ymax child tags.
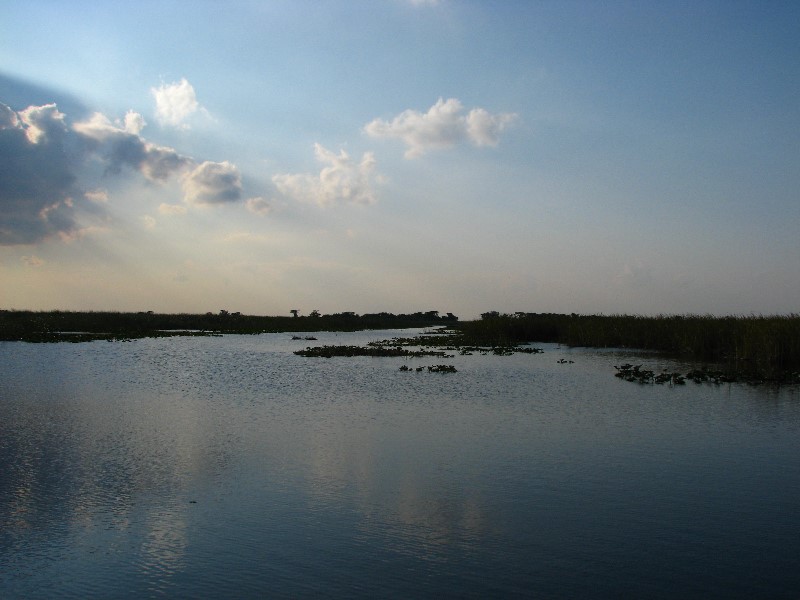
<box><xmin>309</xmin><ymin>309</ymin><xmax>321</xmax><ymax>318</ymax></box>
<box><xmin>481</xmin><ymin>311</ymin><xmax>500</xmax><ymax>320</ymax></box>
<box><xmin>290</xmin><ymin>309</ymin><xmax>299</xmax><ymax>318</ymax></box>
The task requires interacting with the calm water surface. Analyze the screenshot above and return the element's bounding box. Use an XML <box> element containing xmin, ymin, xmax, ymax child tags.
<box><xmin>1</xmin><ymin>330</ymin><xmax>799</xmax><ymax>598</ymax></box>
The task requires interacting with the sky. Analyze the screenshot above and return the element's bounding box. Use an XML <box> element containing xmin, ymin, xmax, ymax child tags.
<box><xmin>1</xmin><ymin>0</ymin><xmax>799</xmax><ymax>319</ymax></box>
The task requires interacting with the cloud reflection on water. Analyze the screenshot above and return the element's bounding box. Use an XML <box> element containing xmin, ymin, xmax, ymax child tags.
<box><xmin>2</xmin><ymin>334</ymin><xmax>800</xmax><ymax>598</ymax></box>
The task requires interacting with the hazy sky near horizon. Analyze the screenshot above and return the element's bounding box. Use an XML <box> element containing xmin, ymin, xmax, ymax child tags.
<box><xmin>2</xmin><ymin>0</ymin><xmax>799</xmax><ymax>319</ymax></box>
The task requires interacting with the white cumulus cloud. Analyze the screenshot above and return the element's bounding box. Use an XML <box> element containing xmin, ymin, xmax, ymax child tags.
<box><xmin>364</xmin><ymin>97</ymin><xmax>516</xmax><ymax>158</ymax></box>
<box><xmin>1</xmin><ymin>93</ymin><xmax>261</xmax><ymax>245</ymax></box>
<box><xmin>73</xmin><ymin>111</ymin><xmax>191</xmax><ymax>181</ymax></box>
<box><xmin>182</xmin><ymin>160</ymin><xmax>243</xmax><ymax>205</ymax></box>
<box><xmin>272</xmin><ymin>143</ymin><xmax>378</xmax><ymax>207</ymax></box>
<box><xmin>151</xmin><ymin>78</ymin><xmax>200</xmax><ymax>129</ymax></box>
<box><xmin>18</xmin><ymin>103</ymin><xmax>68</xmax><ymax>144</ymax></box>
<box><xmin>465</xmin><ymin>107</ymin><xmax>517</xmax><ymax>147</ymax></box>
<box><xmin>1</xmin><ymin>102</ymin><xmax>83</xmax><ymax>244</ymax></box>
<box><xmin>122</xmin><ymin>110</ymin><xmax>146</xmax><ymax>135</ymax></box>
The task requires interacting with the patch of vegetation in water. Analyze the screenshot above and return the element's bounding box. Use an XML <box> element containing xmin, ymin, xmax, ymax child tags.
<box><xmin>371</xmin><ymin>329</ymin><xmax>543</xmax><ymax>357</ymax></box>
<box><xmin>293</xmin><ymin>345</ymin><xmax>453</xmax><ymax>358</ymax></box>
<box><xmin>614</xmin><ymin>364</ymin><xmax>686</xmax><ymax>385</ymax></box>
<box><xmin>399</xmin><ymin>364</ymin><xmax>458</xmax><ymax>373</ymax></box>
<box><xmin>292</xmin><ymin>326</ymin><xmax>544</xmax><ymax>367</ymax></box>
<box><xmin>614</xmin><ymin>363</ymin><xmax>800</xmax><ymax>386</ymax></box>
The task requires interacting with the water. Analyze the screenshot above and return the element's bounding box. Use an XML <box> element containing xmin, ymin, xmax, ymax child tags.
<box><xmin>1</xmin><ymin>330</ymin><xmax>799</xmax><ymax>598</ymax></box>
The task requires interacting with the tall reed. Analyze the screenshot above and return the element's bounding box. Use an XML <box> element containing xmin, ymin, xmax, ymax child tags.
<box><xmin>458</xmin><ymin>313</ymin><xmax>800</xmax><ymax>378</ymax></box>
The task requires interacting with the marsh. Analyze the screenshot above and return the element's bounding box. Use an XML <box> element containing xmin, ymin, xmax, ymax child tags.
<box><xmin>2</xmin><ymin>330</ymin><xmax>799</xmax><ymax>598</ymax></box>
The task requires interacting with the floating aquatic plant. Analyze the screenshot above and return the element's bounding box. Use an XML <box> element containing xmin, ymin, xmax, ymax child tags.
<box><xmin>294</xmin><ymin>345</ymin><xmax>451</xmax><ymax>358</ymax></box>
<box><xmin>399</xmin><ymin>364</ymin><xmax>457</xmax><ymax>373</ymax></box>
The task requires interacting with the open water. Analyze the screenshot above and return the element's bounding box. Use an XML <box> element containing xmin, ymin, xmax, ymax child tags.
<box><xmin>1</xmin><ymin>330</ymin><xmax>799</xmax><ymax>598</ymax></box>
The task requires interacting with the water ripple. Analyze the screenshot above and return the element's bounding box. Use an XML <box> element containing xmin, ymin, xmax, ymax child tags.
<box><xmin>2</xmin><ymin>334</ymin><xmax>800</xmax><ymax>598</ymax></box>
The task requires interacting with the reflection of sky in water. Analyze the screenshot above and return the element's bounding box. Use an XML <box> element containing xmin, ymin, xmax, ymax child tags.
<box><xmin>137</xmin><ymin>506</ymin><xmax>189</xmax><ymax>590</ymax></box>
<box><xmin>1</xmin><ymin>333</ymin><xmax>800</xmax><ymax>597</ymax></box>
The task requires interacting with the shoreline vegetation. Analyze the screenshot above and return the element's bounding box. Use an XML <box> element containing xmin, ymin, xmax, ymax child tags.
<box><xmin>0</xmin><ymin>309</ymin><xmax>457</xmax><ymax>342</ymax></box>
<box><xmin>1</xmin><ymin>309</ymin><xmax>798</xmax><ymax>384</ymax></box>
<box><xmin>460</xmin><ymin>312</ymin><xmax>800</xmax><ymax>384</ymax></box>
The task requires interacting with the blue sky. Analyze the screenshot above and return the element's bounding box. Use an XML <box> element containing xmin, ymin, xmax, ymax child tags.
<box><xmin>2</xmin><ymin>0</ymin><xmax>799</xmax><ymax>319</ymax></box>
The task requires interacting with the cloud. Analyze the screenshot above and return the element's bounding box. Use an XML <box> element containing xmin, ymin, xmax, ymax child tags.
<box><xmin>245</xmin><ymin>197</ymin><xmax>272</xmax><ymax>215</ymax></box>
<box><xmin>158</xmin><ymin>203</ymin><xmax>188</xmax><ymax>215</ymax></box>
<box><xmin>17</xmin><ymin>103</ymin><xmax>68</xmax><ymax>144</ymax></box>
<box><xmin>73</xmin><ymin>111</ymin><xmax>191</xmax><ymax>181</ymax></box>
<box><xmin>364</xmin><ymin>97</ymin><xmax>516</xmax><ymax>158</ymax></box>
<box><xmin>272</xmin><ymin>143</ymin><xmax>378</xmax><ymax>207</ymax></box>
<box><xmin>122</xmin><ymin>110</ymin><xmax>146</xmax><ymax>135</ymax></box>
<box><xmin>0</xmin><ymin>103</ymin><xmax>18</xmax><ymax>128</ymax></box>
<box><xmin>1</xmin><ymin>102</ymin><xmax>83</xmax><ymax>244</ymax></box>
<box><xmin>182</xmin><ymin>160</ymin><xmax>242</xmax><ymax>205</ymax></box>
<box><xmin>73</xmin><ymin>104</ymin><xmax>246</xmax><ymax>206</ymax></box>
<box><xmin>465</xmin><ymin>107</ymin><xmax>517</xmax><ymax>147</ymax></box>
<box><xmin>84</xmin><ymin>189</ymin><xmax>109</xmax><ymax>203</ymax></box>
<box><xmin>151</xmin><ymin>78</ymin><xmax>200</xmax><ymax>129</ymax></box>
<box><xmin>1</xmin><ymin>98</ymin><xmax>251</xmax><ymax>245</ymax></box>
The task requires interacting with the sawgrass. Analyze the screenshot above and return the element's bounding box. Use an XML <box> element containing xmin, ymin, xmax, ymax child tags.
<box><xmin>458</xmin><ymin>313</ymin><xmax>800</xmax><ymax>380</ymax></box>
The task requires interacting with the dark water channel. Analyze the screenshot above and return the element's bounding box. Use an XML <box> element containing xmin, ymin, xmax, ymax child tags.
<box><xmin>1</xmin><ymin>330</ymin><xmax>799</xmax><ymax>598</ymax></box>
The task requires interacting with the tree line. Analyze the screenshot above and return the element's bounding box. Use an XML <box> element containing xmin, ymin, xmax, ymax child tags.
<box><xmin>0</xmin><ymin>309</ymin><xmax>458</xmax><ymax>341</ymax></box>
